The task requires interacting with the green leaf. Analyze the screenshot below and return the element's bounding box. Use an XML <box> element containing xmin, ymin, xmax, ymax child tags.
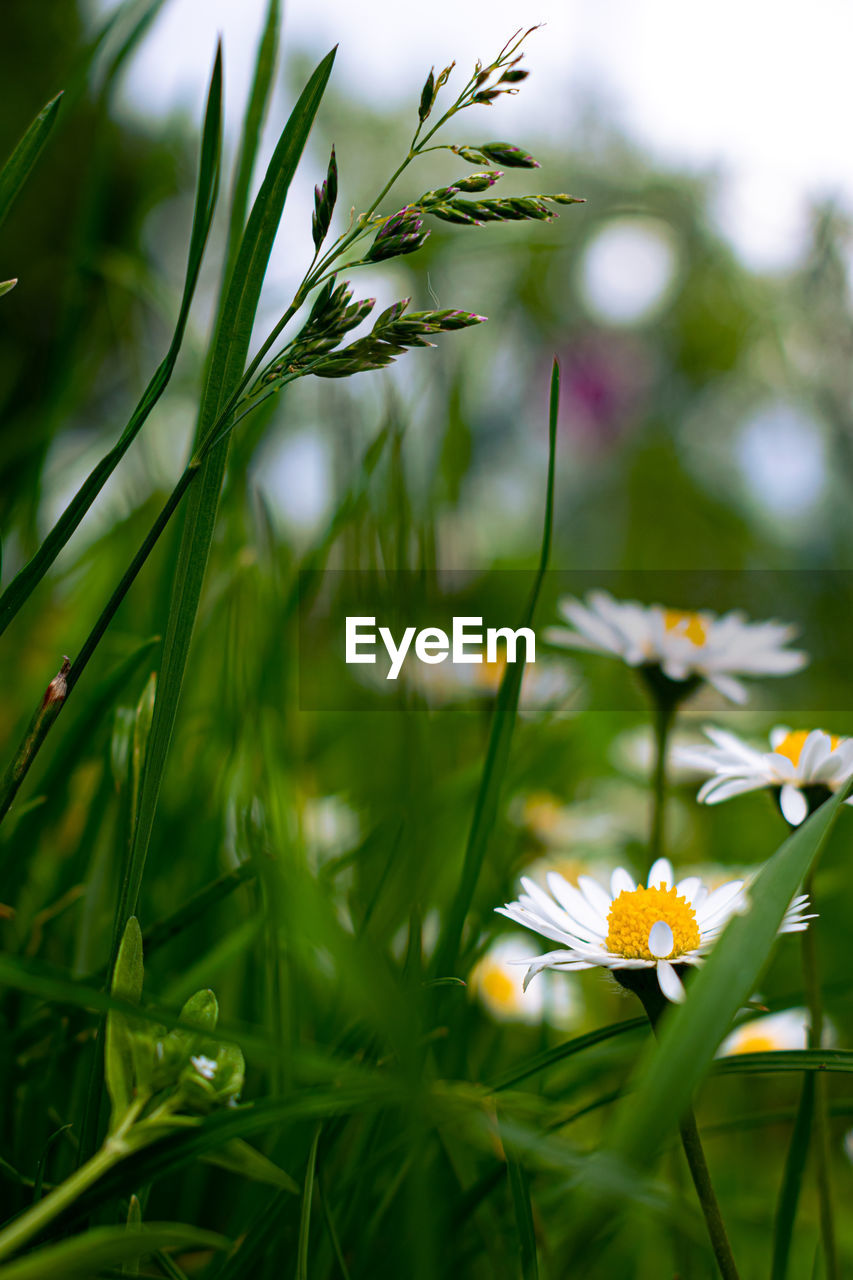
<box><xmin>223</xmin><ymin>0</ymin><xmax>281</xmax><ymax>284</ymax></box>
<box><xmin>490</xmin><ymin>1017</ymin><xmax>646</xmax><ymax>1092</ymax></box>
<box><xmin>296</xmin><ymin>1126</ymin><xmax>321</xmax><ymax>1280</ymax></box>
<box><xmin>0</xmin><ymin>1223</ymin><xmax>227</xmax><ymax>1280</ymax></box>
<box><xmin>123</xmin><ymin>46</ymin><xmax>336</xmax><ymax>935</ymax></box>
<box><xmin>714</xmin><ymin>1047</ymin><xmax>853</xmax><ymax>1076</ymax></box>
<box><xmin>202</xmin><ymin>1139</ymin><xmax>299</xmax><ymax>1193</ymax></box>
<box><xmin>111</xmin><ymin>917</ymin><xmax>144</xmax><ymax>1006</ymax></box>
<box><xmin>433</xmin><ymin>360</ymin><xmax>560</xmax><ymax>977</ymax></box>
<box><xmin>180</xmin><ymin>989</ymin><xmax>219</xmax><ymax>1030</ymax></box>
<box><xmin>0</xmin><ymin>48</ymin><xmax>221</xmax><ymax>637</ymax></box>
<box><xmin>505</xmin><ymin>1141</ymin><xmax>539</xmax><ymax>1280</ymax></box>
<box><xmin>0</xmin><ymin>279</ymin><xmax>16</xmax><ymax>298</ymax></box>
<box><xmin>77</xmin><ymin>1091</ymin><xmax>384</xmax><ymax>1217</ymax></box>
<box><xmin>0</xmin><ymin>93</ymin><xmax>63</xmax><ymax>234</ymax></box>
<box><xmin>123</xmin><ymin>1195</ymin><xmax>143</xmax><ymax>1275</ymax></box>
<box><xmin>105</xmin><ymin>917</ymin><xmax>144</xmax><ymax>1127</ymax></box>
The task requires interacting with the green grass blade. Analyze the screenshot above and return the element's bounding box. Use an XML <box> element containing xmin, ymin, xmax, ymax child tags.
<box><xmin>201</xmin><ymin>1139</ymin><xmax>299</xmax><ymax>1193</ymax></box>
<box><xmin>0</xmin><ymin>952</ymin><xmax>284</xmax><ymax>1064</ymax></box>
<box><xmin>296</xmin><ymin>1126</ymin><xmax>321</xmax><ymax>1280</ymax></box>
<box><xmin>98</xmin><ymin>0</ymin><xmax>170</xmax><ymax>88</ymax></box>
<box><xmin>0</xmin><ymin>48</ymin><xmax>222</xmax><ymax>637</ymax></box>
<box><xmin>124</xmin><ymin>47</ymin><xmax>336</xmax><ymax>929</ymax></box>
<box><xmin>505</xmin><ymin>1142</ymin><xmax>539</xmax><ymax>1280</ymax></box>
<box><xmin>489</xmin><ymin>1017</ymin><xmax>646</xmax><ymax>1092</ymax></box>
<box><xmin>770</xmin><ymin>1074</ymin><xmax>815</xmax><ymax>1280</ymax></box>
<box><xmin>104</xmin><ymin>918</ymin><xmax>144</xmax><ymax>1127</ymax></box>
<box><xmin>74</xmin><ymin>1093</ymin><xmax>383</xmax><ymax>1217</ymax></box>
<box><xmin>210</xmin><ymin>1191</ymin><xmax>291</xmax><ymax>1280</ymax></box>
<box><xmin>0</xmin><ymin>93</ymin><xmax>63</xmax><ymax>234</ymax></box>
<box><xmin>0</xmin><ymin>1224</ymin><xmax>227</xmax><ymax>1280</ymax></box>
<box><xmin>433</xmin><ymin>359</ymin><xmax>560</xmax><ymax>977</ymax></box>
<box><xmin>714</xmin><ymin>1048</ymin><xmax>853</xmax><ymax>1076</ymax></box>
<box><xmin>224</xmin><ymin>0</ymin><xmax>281</xmax><ymax>283</ymax></box>
<box><xmin>133</xmin><ymin>861</ymin><xmax>259</xmax><ymax>961</ymax></box>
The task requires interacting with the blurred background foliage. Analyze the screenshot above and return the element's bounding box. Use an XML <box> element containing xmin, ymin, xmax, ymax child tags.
<box><xmin>2</xmin><ymin>3</ymin><xmax>853</xmax><ymax>1277</ymax></box>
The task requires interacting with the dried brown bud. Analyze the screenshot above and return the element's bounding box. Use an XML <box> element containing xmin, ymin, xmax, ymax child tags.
<box><xmin>42</xmin><ymin>657</ymin><xmax>71</xmax><ymax>709</ymax></box>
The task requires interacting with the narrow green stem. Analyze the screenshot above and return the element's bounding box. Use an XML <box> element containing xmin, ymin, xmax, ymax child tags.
<box><xmin>0</xmin><ymin>1093</ymin><xmax>155</xmax><ymax>1262</ymax></box>
<box><xmin>0</xmin><ymin>1138</ymin><xmax>120</xmax><ymax>1262</ymax></box>
<box><xmin>678</xmin><ymin>1108</ymin><xmax>741</xmax><ymax>1280</ymax></box>
<box><xmin>628</xmin><ymin>975</ymin><xmax>741</xmax><ymax>1280</ymax></box>
<box><xmin>801</xmin><ymin>870</ymin><xmax>838</xmax><ymax>1280</ymax></box>
<box><xmin>0</xmin><ymin>658</ymin><xmax>69</xmax><ymax>825</ymax></box>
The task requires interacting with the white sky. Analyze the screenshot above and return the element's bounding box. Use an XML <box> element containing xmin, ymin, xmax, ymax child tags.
<box><xmin>91</xmin><ymin>0</ymin><xmax>853</xmax><ymax>272</ymax></box>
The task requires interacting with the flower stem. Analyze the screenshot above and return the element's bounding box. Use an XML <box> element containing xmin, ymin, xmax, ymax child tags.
<box><xmin>627</xmin><ymin>973</ymin><xmax>741</xmax><ymax>1280</ymax></box>
<box><xmin>800</xmin><ymin>869</ymin><xmax>838</xmax><ymax>1280</ymax></box>
<box><xmin>0</xmin><ymin>1140</ymin><xmax>120</xmax><ymax>1262</ymax></box>
<box><xmin>678</xmin><ymin>1107</ymin><xmax>741</xmax><ymax>1280</ymax></box>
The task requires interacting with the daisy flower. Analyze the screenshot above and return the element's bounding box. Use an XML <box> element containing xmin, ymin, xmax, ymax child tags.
<box><xmin>678</xmin><ymin>725</ymin><xmax>853</xmax><ymax>826</ymax></box>
<box><xmin>718</xmin><ymin>1007</ymin><xmax>822</xmax><ymax>1057</ymax></box>
<box><xmin>496</xmin><ymin>857</ymin><xmax>812</xmax><ymax>1005</ymax></box>
<box><xmin>545</xmin><ymin>589</ymin><xmax>807</xmax><ymax>704</ymax></box>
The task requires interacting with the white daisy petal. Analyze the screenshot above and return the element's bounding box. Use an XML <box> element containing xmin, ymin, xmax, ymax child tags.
<box><xmin>648</xmin><ymin>921</ymin><xmax>674</xmax><ymax>959</ymax></box>
<box><xmin>695</xmin><ymin>880</ymin><xmax>748</xmax><ymax>928</ymax></box>
<box><xmin>656</xmin><ymin>960</ymin><xmax>686</xmax><ymax>1004</ymax></box>
<box><xmin>577</xmin><ymin>874</ymin><xmax>615</xmax><ymax>921</ymax></box>
<box><xmin>495</xmin><ymin>904</ymin><xmax>577</xmax><ymax>948</ymax></box>
<box><xmin>674</xmin><ymin>876</ymin><xmax>702</xmax><ymax>904</ymax></box>
<box><xmin>799</xmin><ymin>731</ymin><xmax>832</xmax><ymax>778</ymax></box>
<box><xmin>779</xmin><ymin>784</ymin><xmax>808</xmax><ymax>827</ymax></box>
<box><xmin>545</xmin><ymin>872</ymin><xmax>609</xmax><ymax>939</ymax></box>
<box><xmin>706</xmin><ymin>673</ymin><xmax>749</xmax><ymax>704</ymax></box>
<box><xmin>705</xmin><ymin>726</ymin><xmax>769</xmax><ymax>764</ymax></box>
<box><xmin>701</xmin><ymin>777</ymin><xmax>766</xmax><ymax>805</ymax></box>
<box><xmin>543</xmin><ymin>626</ymin><xmax>608</xmax><ymax>654</ymax></box>
<box><xmin>647</xmin><ymin>858</ymin><xmax>673</xmax><ymax>890</ymax></box>
<box><xmin>610</xmin><ymin>867</ymin><xmax>635</xmax><ymax>898</ymax></box>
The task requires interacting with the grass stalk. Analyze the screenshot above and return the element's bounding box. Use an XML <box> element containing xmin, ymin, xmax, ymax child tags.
<box><xmin>800</xmin><ymin>869</ymin><xmax>838</xmax><ymax>1280</ymax></box>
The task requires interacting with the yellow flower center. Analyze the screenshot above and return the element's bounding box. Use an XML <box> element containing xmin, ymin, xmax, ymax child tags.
<box><xmin>605</xmin><ymin>884</ymin><xmax>701</xmax><ymax>960</ymax></box>
<box><xmin>481</xmin><ymin>967</ymin><xmax>517</xmax><ymax>1007</ymax></box>
<box><xmin>731</xmin><ymin>1032</ymin><xmax>777</xmax><ymax>1055</ymax></box>
<box><xmin>775</xmin><ymin>729</ymin><xmax>841</xmax><ymax>767</ymax></box>
<box><xmin>663</xmin><ymin>609</ymin><xmax>707</xmax><ymax>647</ymax></box>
